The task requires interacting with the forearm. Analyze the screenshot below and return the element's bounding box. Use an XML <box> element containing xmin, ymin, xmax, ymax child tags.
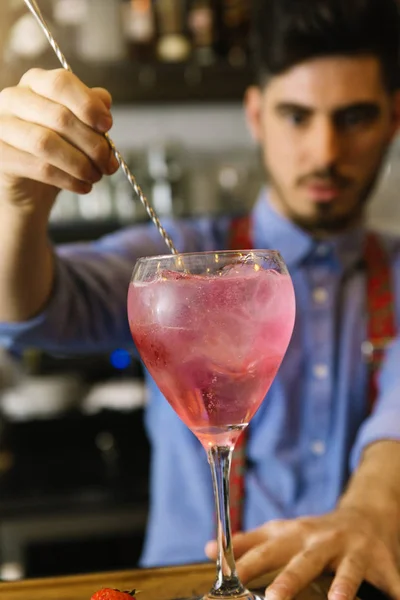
<box><xmin>0</xmin><ymin>204</ymin><xmax>54</xmax><ymax>322</ymax></box>
<box><xmin>339</xmin><ymin>440</ymin><xmax>400</xmax><ymax>536</ymax></box>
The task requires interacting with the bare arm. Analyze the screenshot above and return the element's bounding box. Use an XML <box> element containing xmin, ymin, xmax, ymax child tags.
<box><xmin>0</xmin><ymin>68</ymin><xmax>119</xmax><ymax>322</ymax></box>
<box><xmin>0</xmin><ymin>202</ymin><xmax>54</xmax><ymax>321</ymax></box>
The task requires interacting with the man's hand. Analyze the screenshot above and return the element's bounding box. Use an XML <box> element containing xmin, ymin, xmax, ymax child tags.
<box><xmin>0</xmin><ymin>68</ymin><xmax>119</xmax><ymax>210</ymax></box>
<box><xmin>205</xmin><ymin>507</ymin><xmax>400</xmax><ymax>600</ymax></box>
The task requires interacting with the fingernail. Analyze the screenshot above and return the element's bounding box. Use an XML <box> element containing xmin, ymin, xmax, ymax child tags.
<box><xmin>265</xmin><ymin>587</ymin><xmax>288</xmax><ymax>600</ymax></box>
<box><xmin>97</xmin><ymin>114</ymin><xmax>113</xmax><ymax>132</ymax></box>
<box><xmin>107</xmin><ymin>153</ymin><xmax>120</xmax><ymax>174</ymax></box>
<box><xmin>265</xmin><ymin>593</ymin><xmax>286</xmax><ymax>600</ymax></box>
<box><xmin>329</xmin><ymin>590</ymin><xmax>350</xmax><ymax>600</ymax></box>
<box><xmin>102</xmin><ymin>95</ymin><xmax>113</xmax><ymax>110</ymax></box>
<box><xmin>80</xmin><ymin>182</ymin><xmax>93</xmax><ymax>194</ymax></box>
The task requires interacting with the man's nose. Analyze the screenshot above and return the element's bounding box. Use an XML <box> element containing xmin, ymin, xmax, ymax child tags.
<box><xmin>312</xmin><ymin>119</ymin><xmax>341</xmax><ymax>167</ymax></box>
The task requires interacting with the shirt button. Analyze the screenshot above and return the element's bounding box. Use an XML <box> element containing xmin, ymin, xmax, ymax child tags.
<box><xmin>313</xmin><ymin>287</ymin><xmax>328</xmax><ymax>304</ymax></box>
<box><xmin>311</xmin><ymin>440</ymin><xmax>326</xmax><ymax>456</ymax></box>
<box><xmin>313</xmin><ymin>364</ymin><xmax>329</xmax><ymax>379</ymax></box>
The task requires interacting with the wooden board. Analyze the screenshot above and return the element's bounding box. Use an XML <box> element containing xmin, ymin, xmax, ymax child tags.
<box><xmin>0</xmin><ymin>562</ymin><xmax>334</xmax><ymax>600</ymax></box>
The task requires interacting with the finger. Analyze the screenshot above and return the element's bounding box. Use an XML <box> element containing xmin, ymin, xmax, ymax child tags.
<box><xmin>206</xmin><ymin>528</ymin><xmax>271</xmax><ymax>561</ymax></box>
<box><xmin>328</xmin><ymin>553</ymin><xmax>368</xmax><ymax>600</ymax></box>
<box><xmin>361</xmin><ymin>558</ymin><xmax>400</xmax><ymax>600</ymax></box>
<box><xmin>19</xmin><ymin>68</ymin><xmax>113</xmax><ymax>133</ymax></box>
<box><xmin>92</xmin><ymin>87</ymin><xmax>112</xmax><ymax>109</ymax></box>
<box><xmin>0</xmin><ymin>86</ymin><xmax>119</xmax><ymax>176</ymax></box>
<box><xmin>0</xmin><ymin>115</ymin><xmax>102</xmax><ymax>185</ymax></box>
<box><xmin>378</xmin><ymin>566</ymin><xmax>400</xmax><ymax>600</ymax></box>
<box><xmin>264</xmin><ymin>545</ymin><xmax>332</xmax><ymax>600</ymax></box>
<box><xmin>236</xmin><ymin>536</ymin><xmax>300</xmax><ymax>584</ymax></box>
<box><xmin>0</xmin><ymin>139</ymin><xmax>93</xmax><ymax>195</ymax></box>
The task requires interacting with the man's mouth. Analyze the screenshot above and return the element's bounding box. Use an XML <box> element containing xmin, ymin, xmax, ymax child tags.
<box><xmin>304</xmin><ymin>182</ymin><xmax>345</xmax><ymax>202</ymax></box>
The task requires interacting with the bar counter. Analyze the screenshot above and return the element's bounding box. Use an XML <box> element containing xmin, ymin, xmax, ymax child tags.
<box><xmin>0</xmin><ymin>562</ymin><xmax>334</xmax><ymax>600</ymax></box>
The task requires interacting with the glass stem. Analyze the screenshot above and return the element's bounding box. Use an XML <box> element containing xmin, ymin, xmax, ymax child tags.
<box><xmin>207</xmin><ymin>445</ymin><xmax>248</xmax><ymax>598</ymax></box>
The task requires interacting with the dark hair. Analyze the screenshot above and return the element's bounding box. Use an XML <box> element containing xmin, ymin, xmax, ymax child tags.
<box><xmin>251</xmin><ymin>0</ymin><xmax>400</xmax><ymax>91</ymax></box>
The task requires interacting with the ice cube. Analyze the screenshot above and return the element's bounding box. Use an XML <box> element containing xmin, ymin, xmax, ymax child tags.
<box><xmin>218</xmin><ymin>260</ymin><xmax>260</xmax><ymax>278</ymax></box>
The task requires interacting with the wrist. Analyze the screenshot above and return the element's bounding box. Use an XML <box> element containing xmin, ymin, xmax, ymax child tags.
<box><xmin>0</xmin><ymin>173</ymin><xmax>58</xmax><ymax>221</ymax></box>
<box><xmin>339</xmin><ymin>492</ymin><xmax>397</xmax><ymax>522</ymax></box>
<box><xmin>338</xmin><ymin>474</ymin><xmax>400</xmax><ymax>540</ymax></box>
<box><xmin>0</xmin><ymin>196</ymin><xmax>52</xmax><ymax>239</ymax></box>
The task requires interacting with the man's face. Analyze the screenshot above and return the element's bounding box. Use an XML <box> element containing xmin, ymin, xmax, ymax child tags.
<box><xmin>245</xmin><ymin>55</ymin><xmax>400</xmax><ymax>235</ymax></box>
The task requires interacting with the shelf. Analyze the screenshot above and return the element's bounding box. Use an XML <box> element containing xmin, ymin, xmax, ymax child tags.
<box><xmin>0</xmin><ymin>56</ymin><xmax>253</xmax><ymax>104</ymax></box>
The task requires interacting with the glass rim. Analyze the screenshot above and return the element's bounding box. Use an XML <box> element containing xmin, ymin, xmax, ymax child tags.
<box><xmin>134</xmin><ymin>248</ymin><xmax>283</xmax><ymax>266</ymax></box>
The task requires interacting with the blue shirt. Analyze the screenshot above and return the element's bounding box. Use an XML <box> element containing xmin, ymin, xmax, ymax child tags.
<box><xmin>1</xmin><ymin>192</ymin><xmax>400</xmax><ymax>567</ymax></box>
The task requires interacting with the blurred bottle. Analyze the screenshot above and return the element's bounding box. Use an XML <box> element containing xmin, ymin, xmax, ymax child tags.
<box><xmin>77</xmin><ymin>0</ymin><xmax>127</xmax><ymax>62</ymax></box>
<box><xmin>147</xmin><ymin>142</ymin><xmax>188</xmax><ymax>217</ymax></box>
<box><xmin>187</xmin><ymin>0</ymin><xmax>216</xmax><ymax>66</ymax></box>
<box><xmin>216</xmin><ymin>0</ymin><xmax>250</xmax><ymax>67</ymax></box>
<box><xmin>52</xmin><ymin>0</ymin><xmax>87</xmax><ymax>57</ymax></box>
<box><xmin>49</xmin><ymin>189</ymin><xmax>81</xmax><ymax>224</ymax></box>
<box><xmin>122</xmin><ymin>0</ymin><xmax>156</xmax><ymax>62</ymax></box>
<box><xmin>113</xmin><ymin>175</ymin><xmax>138</xmax><ymax>223</ymax></box>
<box><xmin>154</xmin><ymin>0</ymin><xmax>191</xmax><ymax>63</ymax></box>
<box><xmin>112</xmin><ymin>150</ymin><xmax>149</xmax><ymax>223</ymax></box>
<box><xmin>0</xmin><ymin>0</ymin><xmax>13</xmax><ymax>63</ymax></box>
<box><xmin>4</xmin><ymin>0</ymin><xmax>56</xmax><ymax>63</ymax></box>
<box><xmin>77</xmin><ymin>178</ymin><xmax>116</xmax><ymax>222</ymax></box>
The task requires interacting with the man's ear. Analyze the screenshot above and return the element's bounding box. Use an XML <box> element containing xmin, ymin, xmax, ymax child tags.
<box><xmin>244</xmin><ymin>86</ymin><xmax>264</xmax><ymax>143</ymax></box>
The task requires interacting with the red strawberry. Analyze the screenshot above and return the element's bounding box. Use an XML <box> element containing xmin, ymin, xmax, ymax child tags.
<box><xmin>91</xmin><ymin>588</ymin><xmax>137</xmax><ymax>600</ymax></box>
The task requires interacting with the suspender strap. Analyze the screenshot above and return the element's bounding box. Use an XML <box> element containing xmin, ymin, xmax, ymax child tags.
<box><xmin>364</xmin><ymin>233</ymin><xmax>397</xmax><ymax>411</ymax></box>
<box><xmin>228</xmin><ymin>215</ymin><xmax>254</xmax><ymax>535</ymax></box>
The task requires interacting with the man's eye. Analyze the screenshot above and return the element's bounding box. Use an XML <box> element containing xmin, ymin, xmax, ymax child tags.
<box><xmin>340</xmin><ymin>111</ymin><xmax>364</xmax><ymax>127</ymax></box>
<box><xmin>336</xmin><ymin>108</ymin><xmax>379</xmax><ymax>129</ymax></box>
<box><xmin>287</xmin><ymin>112</ymin><xmax>308</xmax><ymax>126</ymax></box>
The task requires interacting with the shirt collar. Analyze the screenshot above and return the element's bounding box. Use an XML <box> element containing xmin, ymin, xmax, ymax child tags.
<box><xmin>251</xmin><ymin>188</ymin><xmax>366</xmax><ymax>271</ymax></box>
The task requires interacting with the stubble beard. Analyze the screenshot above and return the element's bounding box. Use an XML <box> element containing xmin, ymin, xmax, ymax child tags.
<box><xmin>265</xmin><ymin>158</ymin><xmax>388</xmax><ymax>238</ymax></box>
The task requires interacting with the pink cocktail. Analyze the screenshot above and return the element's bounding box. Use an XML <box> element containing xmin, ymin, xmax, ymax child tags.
<box><xmin>127</xmin><ymin>250</ymin><xmax>295</xmax><ymax>600</ymax></box>
<box><xmin>128</xmin><ymin>265</ymin><xmax>294</xmax><ymax>449</ymax></box>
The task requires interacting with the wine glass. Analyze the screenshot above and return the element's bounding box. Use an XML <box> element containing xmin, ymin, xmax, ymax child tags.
<box><xmin>127</xmin><ymin>250</ymin><xmax>295</xmax><ymax>600</ymax></box>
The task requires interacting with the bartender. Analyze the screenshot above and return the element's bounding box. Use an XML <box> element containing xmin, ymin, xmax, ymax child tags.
<box><xmin>0</xmin><ymin>0</ymin><xmax>399</xmax><ymax>599</ymax></box>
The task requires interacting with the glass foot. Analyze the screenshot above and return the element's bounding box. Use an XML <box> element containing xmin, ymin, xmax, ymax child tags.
<box><xmin>203</xmin><ymin>592</ymin><xmax>264</xmax><ymax>600</ymax></box>
<box><xmin>176</xmin><ymin>591</ymin><xmax>264</xmax><ymax>600</ymax></box>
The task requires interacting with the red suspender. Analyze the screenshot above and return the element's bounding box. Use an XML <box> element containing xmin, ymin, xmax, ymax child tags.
<box><xmin>228</xmin><ymin>216</ymin><xmax>396</xmax><ymax>534</ymax></box>
<box><xmin>364</xmin><ymin>233</ymin><xmax>397</xmax><ymax>411</ymax></box>
<box><xmin>228</xmin><ymin>216</ymin><xmax>254</xmax><ymax>535</ymax></box>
